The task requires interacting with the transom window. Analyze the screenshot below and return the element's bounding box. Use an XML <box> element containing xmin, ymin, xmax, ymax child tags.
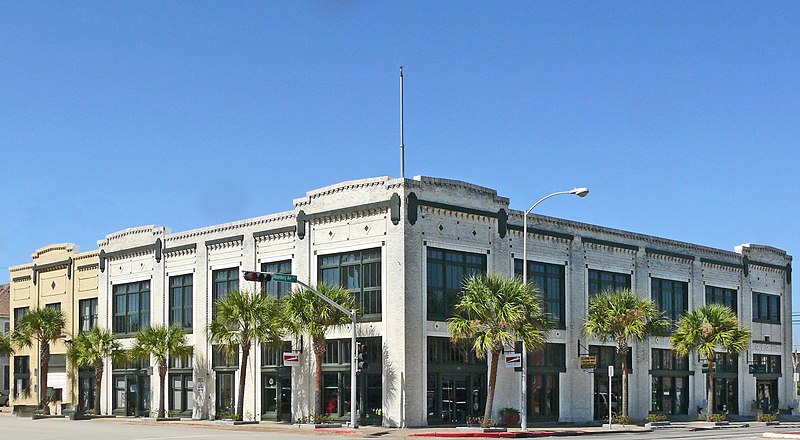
<box><xmin>319</xmin><ymin>249</ymin><xmax>382</xmax><ymax>318</ymax></box>
<box><xmin>78</xmin><ymin>298</ymin><xmax>98</xmax><ymax>333</ymax></box>
<box><xmin>752</xmin><ymin>354</ymin><xmax>781</xmax><ymax>374</ymax></box>
<box><xmin>426</xmin><ymin>248</ymin><xmax>487</xmax><ymax>321</ymax></box>
<box><xmin>588</xmin><ymin>269</ymin><xmax>631</xmax><ymax>298</ymax></box>
<box><xmin>651</xmin><ymin>278</ymin><xmax>688</xmax><ymax>323</ymax></box>
<box><xmin>705</xmin><ymin>286</ymin><xmax>737</xmax><ymax>314</ymax></box>
<box><xmin>169</xmin><ymin>274</ymin><xmax>193</xmax><ymax>331</ymax></box>
<box><xmin>514</xmin><ymin>260</ymin><xmax>566</xmax><ymax>329</ymax></box>
<box><xmin>752</xmin><ymin>292</ymin><xmax>780</xmax><ymax>324</ymax></box>
<box><xmin>113</xmin><ymin>281</ymin><xmax>151</xmax><ymax>335</ymax></box>
<box><xmin>262</xmin><ymin>260</ymin><xmax>292</xmax><ymax>300</ymax></box>
<box><xmin>651</xmin><ymin>349</ymin><xmax>689</xmax><ymax>371</ymax></box>
<box><xmin>427</xmin><ymin>337</ymin><xmax>483</xmax><ymax>365</ymax></box>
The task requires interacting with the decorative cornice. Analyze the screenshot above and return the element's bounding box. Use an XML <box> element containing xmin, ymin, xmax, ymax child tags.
<box><xmin>12</xmin><ymin>275</ymin><xmax>31</xmax><ymax>283</ymax></box>
<box><xmin>296</xmin><ymin>194</ymin><xmax>402</xmax><ymax>240</ymax></box>
<box><xmin>165</xmin><ymin>212</ymin><xmax>294</xmax><ymax>243</ymax></box>
<box><xmin>76</xmin><ymin>263</ymin><xmax>99</xmax><ymax>272</ymax></box>
<box><xmin>99</xmin><ymin>238</ymin><xmax>162</xmax><ymax>273</ymax></box>
<box><xmin>507</xmin><ymin>224</ymin><xmax>574</xmax><ymax>241</ymax></box>
<box><xmin>581</xmin><ymin>237</ymin><xmax>640</xmax><ymax>252</ymax></box>
<box><xmin>700</xmin><ymin>257</ymin><xmax>743</xmax><ymax>271</ymax></box>
<box><xmin>32</xmin><ymin>258</ymin><xmax>73</xmax><ymax>284</ymax></box>
<box><xmin>294</xmin><ymin>176</ymin><xmax>397</xmax><ymax>208</ymax></box>
<box><xmin>31</xmin><ymin>243</ymin><xmax>74</xmax><ymax>259</ymax></box>
<box><xmin>407</xmin><ymin>191</ymin><xmax>507</xmax><ymax>238</ymax></box>
<box><xmin>205</xmin><ymin>235</ymin><xmax>244</xmax><ymax>247</ymax></box>
<box><xmin>254</xmin><ymin>226</ymin><xmax>297</xmax><ymax>240</ymax></box>
<box><xmin>645</xmin><ymin>248</ymin><xmax>695</xmax><ymax>262</ymax></box>
<box><xmin>163</xmin><ymin>243</ymin><xmax>197</xmax><ymax>254</ymax></box>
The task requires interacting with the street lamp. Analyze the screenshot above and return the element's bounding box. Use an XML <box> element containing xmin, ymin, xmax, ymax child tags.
<box><xmin>520</xmin><ymin>187</ymin><xmax>588</xmax><ymax>431</ymax></box>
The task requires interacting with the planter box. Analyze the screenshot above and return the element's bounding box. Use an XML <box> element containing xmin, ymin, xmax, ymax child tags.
<box><xmin>32</xmin><ymin>414</ymin><xmax>67</xmax><ymax>420</ymax></box>
<box><xmin>70</xmin><ymin>414</ymin><xmax>117</xmax><ymax>421</ymax></box>
<box><xmin>141</xmin><ymin>417</ymin><xmax>182</xmax><ymax>422</ymax></box>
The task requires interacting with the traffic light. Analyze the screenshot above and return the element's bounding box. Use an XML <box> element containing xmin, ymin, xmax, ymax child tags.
<box><xmin>357</xmin><ymin>342</ymin><xmax>368</xmax><ymax>371</ymax></box>
<box><xmin>243</xmin><ymin>271</ymin><xmax>272</xmax><ymax>282</ymax></box>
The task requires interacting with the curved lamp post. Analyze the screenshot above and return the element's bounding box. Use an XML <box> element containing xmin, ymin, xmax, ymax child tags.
<box><xmin>521</xmin><ymin>187</ymin><xmax>588</xmax><ymax>430</ymax></box>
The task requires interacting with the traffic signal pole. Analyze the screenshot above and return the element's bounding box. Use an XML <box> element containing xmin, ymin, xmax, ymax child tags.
<box><xmin>243</xmin><ymin>271</ymin><xmax>358</xmax><ymax>428</ymax></box>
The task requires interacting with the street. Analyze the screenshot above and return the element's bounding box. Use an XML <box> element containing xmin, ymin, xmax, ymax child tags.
<box><xmin>0</xmin><ymin>416</ymin><xmax>793</xmax><ymax>440</ymax></box>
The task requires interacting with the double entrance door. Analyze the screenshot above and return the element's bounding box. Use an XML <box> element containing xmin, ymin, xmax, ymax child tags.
<box><xmin>427</xmin><ymin>373</ymin><xmax>486</xmax><ymax>425</ymax></box>
<box><xmin>756</xmin><ymin>379</ymin><xmax>779</xmax><ymax>414</ymax></box>
<box><xmin>114</xmin><ymin>374</ymin><xmax>150</xmax><ymax>417</ymax></box>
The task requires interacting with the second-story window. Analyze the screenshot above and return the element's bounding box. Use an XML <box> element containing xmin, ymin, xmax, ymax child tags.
<box><xmin>752</xmin><ymin>292</ymin><xmax>780</xmax><ymax>324</ymax></box>
<box><xmin>170</xmin><ymin>274</ymin><xmax>193</xmax><ymax>331</ymax></box>
<box><xmin>705</xmin><ymin>286</ymin><xmax>737</xmax><ymax>314</ymax></box>
<box><xmin>588</xmin><ymin>269</ymin><xmax>631</xmax><ymax>298</ymax></box>
<box><xmin>651</xmin><ymin>278</ymin><xmax>688</xmax><ymax>324</ymax></box>
<box><xmin>319</xmin><ymin>249</ymin><xmax>382</xmax><ymax>319</ymax></box>
<box><xmin>79</xmin><ymin>298</ymin><xmax>98</xmax><ymax>332</ymax></box>
<box><xmin>113</xmin><ymin>281</ymin><xmax>151</xmax><ymax>335</ymax></box>
<box><xmin>13</xmin><ymin>307</ymin><xmax>29</xmax><ymax>330</ymax></box>
<box><xmin>262</xmin><ymin>260</ymin><xmax>292</xmax><ymax>300</ymax></box>
<box><xmin>426</xmin><ymin>248</ymin><xmax>486</xmax><ymax>321</ymax></box>
<box><xmin>212</xmin><ymin>268</ymin><xmax>239</xmax><ymax>302</ymax></box>
<box><xmin>514</xmin><ymin>260</ymin><xmax>566</xmax><ymax>329</ymax></box>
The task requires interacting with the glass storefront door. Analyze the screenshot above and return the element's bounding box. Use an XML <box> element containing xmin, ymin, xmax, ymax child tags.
<box><xmin>756</xmin><ymin>379</ymin><xmax>778</xmax><ymax>414</ymax></box>
<box><xmin>594</xmin><ymin>376</ymin><xmax>621</xmax><ymax>420</ymax></box>
<box><xmin>216</xmin><ymin>372</ymin><xmax>235</xmax><ymax>416</ymax></box>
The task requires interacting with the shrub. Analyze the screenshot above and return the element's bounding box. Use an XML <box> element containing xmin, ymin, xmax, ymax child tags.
<box><xmin>646</xmin><ymin>413</ymin><xmax>667</xmax><ymax>423</ymax></box>
<box><xmin>612</xmin><ymin>414</ymin><xmax>630</xmax><ymax>425</ymax></box>
<box><xmin>708</xmin><ymin>412</ymin><xmax>727</xmax><ymax>422</ymax></box>
<box><xmin>758</xmin><ymin>412</ymin><xmax>779</xmax><ymax>423</ymax></box>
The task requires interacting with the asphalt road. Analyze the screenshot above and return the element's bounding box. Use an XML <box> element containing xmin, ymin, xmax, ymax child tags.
<box><xmin>0</xmin><ymin>416</ymin><xmax>789</xmax><ymax>440</ymax></box>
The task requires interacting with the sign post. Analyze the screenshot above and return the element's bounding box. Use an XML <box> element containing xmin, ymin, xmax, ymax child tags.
<box><xmin>608</xmin><ymin>365</ymin><xmax>614</xmax><ymax>430</ymax></box>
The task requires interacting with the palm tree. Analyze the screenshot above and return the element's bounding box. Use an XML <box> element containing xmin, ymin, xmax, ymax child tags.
<box><xmin>66</xmin><ymin>327</ymin><xmax>124</xmax><ymax>415</ymax></box>
<box><xmin>0</xmin><ymin>332</ymin><xmax>13</xmax><ymax>357</ymax></box>
<box><xmin>584</xmin><ymin>289</ymin><xmax>669</xmax><ymax>419</ymax></box>
<box><xmin>671</xmin><ymin>304</ymin><xmax>750</xmax><ymax>421</ymax></box>
<box><xmin>208</xmin><ymin>289</ymin><xmax>285</xmax><ymax>420</ymax></box>
<box><xmin>448</xmin><ymin>274</ymin><xmax>552</xmax><ymax>427</ymax></box>
<box><xmin>12</xmin><ymin>307</ymin><xmax>66</xmax><ymax>414</ymax></box>
<box><xmin>284</xmin><ymin>283</ymin><xmax>355</xmax><ymax>417</ymax></box>
<box><xmin>130</xmin><ymin>325</ymin><xmax>191</xmax><ymax>418</ymax></box>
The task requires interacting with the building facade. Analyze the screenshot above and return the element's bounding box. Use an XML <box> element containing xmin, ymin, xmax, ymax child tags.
<box><xmin>7</xmin><ymin>244</ymin><xmax>99</xmax><ymax>414</ymax></box>
<box><xmin>9</xmin><ymin>176</ymin><xmax>795</xmax><ymax>425</ymax></box>
<box><xmin>1</xmin><ymin>284</ymin><xmax>9</xmax><ymax>400</ymax></box>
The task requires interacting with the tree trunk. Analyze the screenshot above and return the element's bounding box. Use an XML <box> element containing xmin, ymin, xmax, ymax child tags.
<box><xmin>94</xmin><ymin>361</ymin><xmax>104</xmax><ymax>415</ymax></box>
<box><xmin>40</xmin><ymin>341</ymin><xmax>50</xmax><ymax>414</ymax></box>
<box><xmin>236</xmin><ymin>343</ymin><xmax>250</xmax><ymax>420</ymax></box>
<box><xmin>158</xmin><ymin>360</ymin><xmax>167</xmax><ymax>418</ymax></box>
<box><xmin>707</xmin><ymin>354</ymin><xmax>715</xmax><ymax>421</ymax></box>
<box><xmin>621</xmin><ymin>349</ymin><xmax>629</xmax><ymax>420</ymax></box>
<box><xmin>482</xmin><ymin>350</ymin><xmax>500</xmax><ymax>427</ymax></box>
<box><xmin>313</xmin><ymin>337</ymin><xmax>326</xmax><ymax>417</ymax></box>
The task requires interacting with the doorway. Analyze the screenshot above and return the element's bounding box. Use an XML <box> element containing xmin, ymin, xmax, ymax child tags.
<box><xmin>593</xmin><ymin>375</ymin><xmax>621</xmax><ymax>420</ymax></box>
<box><xmin>756</xmin><ymin>379</ymin><xmax>778</xmax><ymax>414</ymax></box>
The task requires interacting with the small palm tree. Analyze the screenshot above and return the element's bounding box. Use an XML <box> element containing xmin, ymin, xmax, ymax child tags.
<box><xmin>67</xmin><ymin>327</ymin><xmax>124</xmax><ymax>415</ymax></box>
<box><xmin>671</xmin><ymin>304</ymin><xmax>750</xmax><ymax>421</ymax></box>
<box><xmin>130</xmin><ymin>325</ymin><xmax>191</xmax><ymax>418</ymax></box>
<box><xmin>0</xmin><ymin>332</ymin><xmax>13</xmax><ymax>357</ymax></box>
<box><xmin>584</xmin><ymin>289</ymin><xmax>669</xmax><ymax>419</ymax></box>
<box><xmin>284</xmin><ymin>283</ymin><xmax>355</xmax><ymax>416</ymax></box>
<box><xmin>448</xmin><ymin>274</ymin><xmax>552</xmax><ymax>427</ymax></box>
<box><xmin>209</xmin><ymin>289</ymin><xmax>285</xmax><ymax>420</ymax></box>
<box><xmin>12</xmin><ymin>307</ymin><xmax>66</xmax><ymax>414</ymax></box>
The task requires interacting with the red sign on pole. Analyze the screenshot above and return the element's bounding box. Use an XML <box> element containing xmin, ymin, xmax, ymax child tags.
<box><xmin>504</xmin><ymin>353</ymin><xmax>522</xmax><ymax>368</ymax></box>
<box><xmin>283</xmin><ymin>353</ymin><xmax>300</xmax><ymax>367</ymax></box>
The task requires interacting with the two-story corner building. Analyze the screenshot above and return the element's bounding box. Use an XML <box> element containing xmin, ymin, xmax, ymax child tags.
<box><xmin>91</xmin><ymin>175</ymin><xmax>793</xmax><ymax>426</ymax></box>
<box><xmin>1</xmin><ymin>284</ymin><xmax>10</xmax><ymax>400</ymax></box>
<box><xmin>7</xmin><ymin>244</ymin><xmax>99</xmax><ymax>415</ymax></box>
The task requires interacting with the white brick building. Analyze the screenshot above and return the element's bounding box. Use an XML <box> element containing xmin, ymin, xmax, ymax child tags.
<box><xmin>94</xmin><ymin>175</ymin><xmax>794</xmax><ymax>426</ymax></box>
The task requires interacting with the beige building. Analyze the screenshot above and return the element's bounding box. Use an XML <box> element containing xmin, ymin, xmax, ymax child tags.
<box><xmin>1</xmin><ymin>284</ymin><xmax>9</xmax><ymax>399</ymax></box>
<box><xmin>8</xmin><ymin>244</ymin><xmax>99</xmax><ymax>414</ymax></box>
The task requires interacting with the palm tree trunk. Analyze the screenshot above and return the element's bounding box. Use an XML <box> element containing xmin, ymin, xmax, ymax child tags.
<box><xmin>621</xmin><ymin>350</ymin><xmax>628</xmax><ymax>420</ymax></box>
<box><xmin>707</xmin><ymin>354</ymin><xmax>715</xmax><ymax>422</ymax></box>
<box><xmin>236</xmin><ymin>343</ymin><xmax>250</xmax><ymax>420</ymax></box>
<box><xmin>158</xmin><ymin>360</ymin><xmax>167</xmax><ymax>418</ymax></box>
<box><xmin>482</xmin><ymin>350</ymin><xmax>500</xmax><ymax>427</ymax></box>
<box><xmin>41</xmin><ymin>342</ymin><xmax>50</xmax><ymax>414</ymax></box>
<box><xmin>94</xmin><ymin>362</ymin><xmax>104</xmax><ymax>415</ymax></box>
<box><xmin>313</xmin><ymin>337</ymin><xmax>326</xmax><ymax>417</ymax></box>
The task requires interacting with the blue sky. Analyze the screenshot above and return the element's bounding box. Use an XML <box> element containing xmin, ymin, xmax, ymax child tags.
<box><xmin>1</xmin><ymin>1</ymin><xmax>798</xmax><ymax>316</ymax></box>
